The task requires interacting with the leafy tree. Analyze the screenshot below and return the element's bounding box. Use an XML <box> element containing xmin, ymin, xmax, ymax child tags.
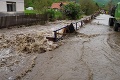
<box><xmin>80</xmin><ymin>0</ymin><xmax>98</xmax><ymax>15</ymax></box>
<box><xmin>24</xmin><ymin>0</ymin><xmax>34</xmax><ymax>8</ymax></box>
<box><xmin>62</xmin><ymin>2</ymin><xmax>81</xmax><ymax>19</ymax></box>
<box><xmin>33</xmin><ymin>0</ymin><xmax>53</xmax><ymax>13</ymax></box>
<box><xmin>45</xmin><ymin>9</ymin><xmax>56</xmax><ymax>21</ymax></box>
<box><xmin>52</xmin><ymin>0</ymin><xmax>68</xmax><ymax>2</ymax></box>
<box><xmin>105</xmin><ymin>0</ymin><xmax>114</xmax><ymax>11</ymax></box>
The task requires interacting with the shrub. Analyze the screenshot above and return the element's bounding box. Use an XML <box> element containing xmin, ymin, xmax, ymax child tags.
<box><xmin>55</xmin><ymin>11</ymin><xmax>65</xmax><ymax>20</ymax></box>
<box><xmin>62</xmin><ymin>2</ymin><xmax>81</xmax><ymax>20</ymax></box>
<box><xmin>24</xmin><ymin>10</ymin><xmax>36</xmax><ymax>14</ymax></box>
<box><xmin>45</xmin><ymin>9</ymin><xmax>56</xmax><ymax>21</ymax></box>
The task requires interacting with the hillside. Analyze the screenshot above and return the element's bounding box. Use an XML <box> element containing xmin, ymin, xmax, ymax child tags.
<box><xmin>94</xmin><ymin>0</ymin><xmax>120</xmax><ymax>5</ymax></box>
<box><xmin>94</xmin><ymin>0</ymin><xmax>109</xmax><ymax>5</ymax></box>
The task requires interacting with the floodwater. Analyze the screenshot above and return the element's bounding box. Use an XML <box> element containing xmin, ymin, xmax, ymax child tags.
<box><xmin>0</xmin><ymin>14</ymin><xmax>120</xmax><ymax>80</ymax></box>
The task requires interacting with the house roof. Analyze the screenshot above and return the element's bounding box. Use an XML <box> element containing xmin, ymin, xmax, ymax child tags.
<box><xmin>51</xmin><ymin>2</ymin><xmax>67</xmax><ymax>9</ymax></box>
<box><xmin>51</xmin><ymin>3</ymin><xmax>61</xmax><ymax>9</ymax></box>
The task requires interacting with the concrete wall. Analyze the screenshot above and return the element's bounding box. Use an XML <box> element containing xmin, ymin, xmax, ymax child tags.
<box><xmin>0</xmin><ymin>1</ymin><xmax>7</xmax><ymax>12</ymax></box>
<box><xmin>0</xmin><ymin>0</ymin><xmax>24</xmax><ymax>16</ymax></box>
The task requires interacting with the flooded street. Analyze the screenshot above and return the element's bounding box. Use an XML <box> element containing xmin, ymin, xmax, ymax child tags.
<box><xmin>23</xmin><ymin>14</ymin><xmax>120</xmax><ymax>80</ymax></box>
<box><xmin>1</xmin><ymin>14</ymin><xmax>120</xmax><ymax>80</ymax></box>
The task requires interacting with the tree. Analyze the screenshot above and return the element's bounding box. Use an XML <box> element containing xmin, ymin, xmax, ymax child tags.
<box><xmin>32</xmin><ymin>0</ymin><xmax>53</xmax><ymax>13</ymax></box>
<box><xmin>105</xmin><ymin>0</ymin><xmax>114</xmax><ymax>11</ymax></box>
<box><xmin>52</xmin><ymin>0</ymin><xmax>68</xmax><ymax>2</ymax></box>
<box><xmin>24</xmin><ymin>0</ymin><xmax>70</xmax><ymax>13</ymax></box>
<box><xmin>62</xmin><ymin>2</ymin><xmax>81</xmax><ymax>19</ymax></box>
<box><xmin>80</xmin><ymin>0</ymin><xmax>98</xmax><ymax>15</ymax></box>
<box><xmin>24</xmin><ymin>0</ymin><xmax>34</xmax><ymax>8</ymax></box>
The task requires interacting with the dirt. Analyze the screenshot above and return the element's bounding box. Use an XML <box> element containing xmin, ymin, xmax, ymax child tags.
<box><xmin>1</xmin><ymin>14</ymin><xmax>120</xmax><ymax>80</ymax></box>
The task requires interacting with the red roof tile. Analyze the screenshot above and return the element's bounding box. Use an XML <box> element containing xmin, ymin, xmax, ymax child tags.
<box><xmin>51</xmin><ymin>3</ymin><xmax>61</xmax><ymax>9</ymax></box>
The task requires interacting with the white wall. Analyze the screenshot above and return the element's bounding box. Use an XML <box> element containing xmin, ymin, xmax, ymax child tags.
<box><xmin>0</xmin><ymin>0</ymin><xmax>24</xmax><ymax>12</ymax></box>
<box><xmin>0</xmin><ymin>1</ymin><xmax>7</xmax><ymax>12</ymax></box>
<box><xmin>16</xmin><ymin>1</ymin><xmax>24</xmax><ymax>12</ymax></box>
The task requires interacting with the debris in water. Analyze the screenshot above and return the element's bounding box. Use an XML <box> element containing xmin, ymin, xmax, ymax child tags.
<box><xmin>0</xmin><ymin>31</ymin><xmax>60</xmax><ymax>54</ymax></box>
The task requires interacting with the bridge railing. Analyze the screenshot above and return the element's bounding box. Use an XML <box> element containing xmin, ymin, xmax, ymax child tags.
<box><xmin>51</xmin><ymin>12</ymin><xmax>100</xmax><ymax>42</ymax></box>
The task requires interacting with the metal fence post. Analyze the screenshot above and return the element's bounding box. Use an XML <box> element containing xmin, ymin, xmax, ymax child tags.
<box><xmin>76</xmin><ymin>22</ymin><xmax>77</xmax><ymax>30</ymax></box>
<box><xmin>54</xmin><ymin>31</ymin><xmax>57</xmax><ymax>42</ymax></box>
<box><xmin>81</xmin><ymin>21</ymin><xmax>83</xmax><ymax>27</ymax></box>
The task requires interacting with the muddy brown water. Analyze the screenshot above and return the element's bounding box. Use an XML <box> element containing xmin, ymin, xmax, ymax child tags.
<box><xmin>0</xmin><ymin>14</ymin><xmax>120</xmax><ymax>80</ymax></box>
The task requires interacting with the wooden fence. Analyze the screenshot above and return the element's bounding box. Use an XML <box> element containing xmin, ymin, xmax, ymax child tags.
<box><xmin>0</xmin><ymin>14</ymin><xmax>48</xmax><ymax>28</ymax></box>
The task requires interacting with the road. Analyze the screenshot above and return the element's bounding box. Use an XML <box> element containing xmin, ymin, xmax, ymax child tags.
<box><xmin>22</xmin><ymin>14</ymin><xmax>120</xmax><ymax>80</ymax></box>
<box><xmin>0</xmin><ymin>14</ymin><xmax>120</xmax><ymax>80</ymax></box>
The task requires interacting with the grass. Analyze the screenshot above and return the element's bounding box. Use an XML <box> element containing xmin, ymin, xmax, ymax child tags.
<box><xmin>24</xmin><ymin>10</ymin><xmax>36</xmax><ymax>14</ymax></box>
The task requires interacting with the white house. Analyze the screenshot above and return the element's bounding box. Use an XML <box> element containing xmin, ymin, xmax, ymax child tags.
<box><xmin>0</xmin><ymin>0</ymin><xmax>24</xmax><ymax>16</ymax></box>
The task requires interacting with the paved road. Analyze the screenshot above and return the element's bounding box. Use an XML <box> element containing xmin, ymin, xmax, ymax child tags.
<box><xmin>22</xmin><ymin>14</ymin><xmax>120</xmax><ymax>80</ymax></box>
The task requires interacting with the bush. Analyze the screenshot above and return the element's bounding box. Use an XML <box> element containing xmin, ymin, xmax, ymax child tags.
<box><xmin>55</xmin><ymin>11</ymin><xmax>65</xmax><ymax>20</ymax></box>
<box><xmin>45</xmin><ymin>9</ymin><xmax>56</xmax><ymax>21</ymax></box>
<box><xmin>45</xmin><ymin>9</ymin><xmax>66</xmax><ymax>21</ymax></box>
<box><xmin>24</xmin><ymin>10</ymin><xmax>36</xmax><ymax>14</ymax></box>
<box><xmin>62</xmin><ymin>2</ymin><xmax>81</xmax><ymax>20</ymax></box>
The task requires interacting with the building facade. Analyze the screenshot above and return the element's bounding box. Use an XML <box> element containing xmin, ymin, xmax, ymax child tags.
<box><xmin>0</xmin><ymin>0</ymin><xmax>24</xmax><ymax>16</ymax></box>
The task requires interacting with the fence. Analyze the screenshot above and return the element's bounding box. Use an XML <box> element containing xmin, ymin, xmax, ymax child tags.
<box><xmin>0</xmin><ymin>14</ymin><xmax>48</xmax><ymax>28</ymax></box>
<box><xmin>52</xmin><ymin>12</ymin><xmax>100</xmax><ymax>42</ymax></box>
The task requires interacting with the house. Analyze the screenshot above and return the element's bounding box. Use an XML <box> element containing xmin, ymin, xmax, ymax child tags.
<box><xmin>51</xmin><ymin>2</ymin><xmax>67</xmax><ymax>11</ymax></box>
<box><xmin>0</xmin><ymin>0</ymin><xmax>24</xmax><ymax>16</ymax></box>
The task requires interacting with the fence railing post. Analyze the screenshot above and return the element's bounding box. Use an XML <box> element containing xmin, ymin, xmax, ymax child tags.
<box><xmin>76</xmin><ymin>22</ymin><xmax>77</xmax><ymax>30</ymax></box>
<box><xmin>54</xmin><ymin>31</ymin><xmax>57</xmax><ymax>42</ymax></box>
<box><xmin>81</xmin><ymin>21</ymin><xmax>83</xmax><ymax>27</ymax></box>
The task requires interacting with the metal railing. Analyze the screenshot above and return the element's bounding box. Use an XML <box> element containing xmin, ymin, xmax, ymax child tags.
<box><xmin>52</xmin><ymin>12</ymin><xmax>100</xmax><ymax>42</ymax></box>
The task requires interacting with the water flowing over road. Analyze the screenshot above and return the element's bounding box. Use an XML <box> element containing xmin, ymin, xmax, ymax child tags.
<box><xmin>22</xmin><ymin>14</ymin><xmax>120</xmax><ymax>80</ymax></box>
<box><xmin>0</xmin><ymin>14</ymin><xmax>120</xmax><ymax>80</ymax></box>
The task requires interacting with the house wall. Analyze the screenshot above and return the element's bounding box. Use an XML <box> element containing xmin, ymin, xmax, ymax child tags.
<box><xmin>0</xmin><ymin>0</ymin><xmax>24</xmax><ymax>16</ymax></box>
<box><xmin>0</xmin><ymin>1</ymin><xmax>7</xmax><ymax>12</ymax></box>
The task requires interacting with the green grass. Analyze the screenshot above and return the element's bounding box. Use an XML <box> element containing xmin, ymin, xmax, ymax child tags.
<box><xmin>24</xmin><ymin>10</ymin><xmax>36</xmax><ymax>14</ymax></box>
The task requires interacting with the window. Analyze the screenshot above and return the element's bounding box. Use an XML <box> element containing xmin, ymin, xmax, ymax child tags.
<box><xmin>6</xmin><ymin>2</ymin><xmax>16</xmax><ymax>12</ymax></box>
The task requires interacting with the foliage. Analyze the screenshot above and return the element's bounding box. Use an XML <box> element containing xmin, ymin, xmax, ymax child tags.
<box><xmin>24</xmin><ymin>0</ymin><xmax>34</xmax><ymax>7</ymax></box>
<box><xmin>105</xmin><ymin>0</ymin><xmax>120</xmax><ymax>11</ymax></box>
<box><xmin>62</xmin><ymin>2</ymin><xmax>81</xmax><ymax>20</ymax></box>
<box><xmin>24</xmin><ymin>0</ymin><xmax>53</xmax><ymax>13</ymax></box>
<box><xmin>80</xmin><ymin>0</ymin><xmax>99</xmax><ymax>15</ymax></box>
<box><xmin>95</xmin><ymin>0</ymin><xmax>120</xmax><ymax>4</ymax></box>
<box><xmin>33</xmin><ymin>0</ymin><xmax>53</xmax><ymax>13</ymax></box>
<box><xmin>24</xmin><ymin>10</ymin><xmax>36</xmax><ymax>14</ymax></box>
<box><xmin>51</xmin><ymin>0</ymin><xmax>68</xmax><ymax>2</ymax></box>
<box><xmin>54</xmin><ymin>11</ymin><xmax>64</xmax><ymax>20</ymax></box>
<box><xmin>45</xmin><ymin>9</ymin><xmax>56</xmax><ymax>21</ymax></box>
